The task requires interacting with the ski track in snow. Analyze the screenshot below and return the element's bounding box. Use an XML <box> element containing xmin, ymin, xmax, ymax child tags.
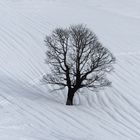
<box><xmin>0</xmin><ymin>0</ymin><xmax>140</xmax><ymax>140</ymax></box>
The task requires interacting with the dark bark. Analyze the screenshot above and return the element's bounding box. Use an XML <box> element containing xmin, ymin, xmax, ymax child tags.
<box><xmin>66</xmin><ymin>89</ymin><xmax>75</xmax><ymax>105</ymax></box>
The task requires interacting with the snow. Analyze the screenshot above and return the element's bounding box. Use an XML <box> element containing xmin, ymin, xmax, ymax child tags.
<box><xmin>0</xmin><ymin>0</ymin><xmax>140</xmax><ymax>139</ymax></box>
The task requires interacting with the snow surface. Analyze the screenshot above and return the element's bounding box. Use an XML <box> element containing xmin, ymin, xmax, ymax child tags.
<box><xmin>0</xmin><ymin>0</ymin><xmax>140</xmax><ymax>139</ymax></box>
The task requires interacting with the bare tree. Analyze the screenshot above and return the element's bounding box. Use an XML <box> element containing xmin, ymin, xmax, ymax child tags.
<box><xmin>43</xmin><ymin>24</ymin><xmax>115</xmax><ymax>105</ymax></box>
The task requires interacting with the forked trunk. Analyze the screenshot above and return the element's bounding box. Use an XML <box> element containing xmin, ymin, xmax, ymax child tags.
<box><xmin>66</xmin><ymin>89</ymin><xmax>75</xmax><ymax>105</ymax></box>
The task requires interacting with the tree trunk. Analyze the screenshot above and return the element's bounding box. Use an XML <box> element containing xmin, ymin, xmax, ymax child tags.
<box><xmin>66</xmin><ymin>89</ymin><xmax>75</xmax><ymax>105</ymax></box>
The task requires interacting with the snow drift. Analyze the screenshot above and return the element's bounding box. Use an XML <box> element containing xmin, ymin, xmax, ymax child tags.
<box><xmin>0</xmin><ymin>0</ymin><xmax>140</xmax><ymax>139</ymax></box>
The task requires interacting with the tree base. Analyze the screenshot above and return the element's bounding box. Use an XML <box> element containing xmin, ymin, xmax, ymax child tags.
<box><xmin>66</xmin><ymin>99</ymin><xmax>73</xmax><ymax>105</ymax></box>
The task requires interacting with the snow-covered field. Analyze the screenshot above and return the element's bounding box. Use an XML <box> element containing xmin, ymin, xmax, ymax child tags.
<box><xmin>0</xmin><ymin>0</ymin><xmax>140</xmax><ymax>139</ymax></box>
